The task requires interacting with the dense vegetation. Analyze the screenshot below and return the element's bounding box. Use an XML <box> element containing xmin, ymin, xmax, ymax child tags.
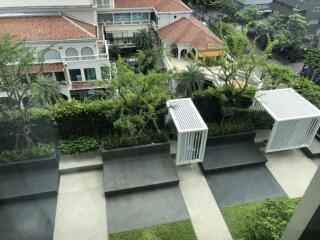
<box><xmin>222</xmin><ymin>198</ymin><xmax>300</xmax><ymax>240</ymax></box>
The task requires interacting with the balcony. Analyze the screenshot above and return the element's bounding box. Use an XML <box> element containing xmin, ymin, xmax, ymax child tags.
<box><xmin>62</xmin><ymin>54</ymin><xmax>109</xmax><ymax>63</ymax></box>
<box><xmin>71</xmin><ymin>80</ymin><xmax>108</xmax><ymax>90</ymax></box>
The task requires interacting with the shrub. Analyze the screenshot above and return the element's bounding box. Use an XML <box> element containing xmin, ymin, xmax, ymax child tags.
<box><xmin>103</xmin><ymin>131</ymin><xmax>168</xmax><ymax>150</ymax></box>
<box><xmin>0</xmin><ymin>144</ymin><xmax>55</xmax><ymax>163</ymax></box>
<box><xmin>58</xmin><ymin>137</ymin><xmax>100</xmax><ymax>154</ymax></box>
<box><xmin>244</xmin><ymin>198</ymin><xmax>300</xmax><ymax>240</ymax></box>
<box><xmin>291</xmin><ymin>77</ymin><xmax>320</xmax><ymax>108</ymax></box>
<box><xmin>208</xmin><ymin>121</ymin><xmax>254</xmax><ymax>136</ymax></box>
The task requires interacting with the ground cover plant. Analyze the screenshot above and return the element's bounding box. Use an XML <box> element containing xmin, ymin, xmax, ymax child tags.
<box><xmin>109</xmin><ymin>220</ymin><xmax>197</xmax><ymax>240</ymax></box>
<box><xmin>222</xmin><ymin>197</ymin><xmax>300</xmax><ymax>240</ymax></box>
<box><xmin>58</xmin><ymin>137</ymin><xmax>100</xmax><ymax>154</ymax></box>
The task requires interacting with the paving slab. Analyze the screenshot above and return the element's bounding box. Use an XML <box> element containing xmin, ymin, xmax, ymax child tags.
<box><xmin>0</xmin><ymin>193</ymin><xmax>57</xmax><ymax>240</ymax></box>
<box><xmin>104</xmin><ymin>152</ymin><xmax>179</xmax><ymax>195</ymax></box>
<box><xmin>106</xmin><ymin>185</ymin><xmax>189</xmax><ymax>234</ymax></box>
<box><xmin>177</xmin><ymin>164</ymin><xmax>233</xmax><ymax>240</ymax></box>
<box><xmin>201</xmin><ymin>142</ymin><xmax>267</xmax><ymax>173</ymax></box>
<box><xmin>302</xmin><ymin>138</ymin><xmax>320</xmax><ymax>158</ymax></box>
<box><xmin>0</xmin><ymin>160</ymin><xmax>59</xmax><ymax>200</ymax></box>
<box><xmin>266</xmin><ymin>149</ymin><xmax>318</xmax><ymax>198</ymax></box>
<box><xmin>205</xmin><ymin>166</ymin><xmax>286</xmax><ymax>208</ymax></box>
<box><xmin>59</xmin><ymin>151</ymin><xmax>102</xmax><ymax>172</ymax></box>
<box><xmin>54</xmin><ymin>170</ymin><xmax>107</xmax><ymax>240</ymax></box>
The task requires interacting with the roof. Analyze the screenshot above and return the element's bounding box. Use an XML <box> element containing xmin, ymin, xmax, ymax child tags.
<box><xmin>115</xmin><ymin>0</ymin><xmax>191</xmax><ymax>12</ymax></box>
<box><xmin>167</xmin><ymin>98</ymin><xmax>208</xmax><ymax>132</ymax></box>
<box><xmin>158</xmin><ymin>16</ymin><xmax>223</xmax><ymax>49</ymax></box>
<box><xmin>255</xmin><ymin>88</ymin><xmax>320</xmax><ymax>121</ymax></box>
<box><xmin>0</xmin><ymin>15</ymin><xmax>96</xmax><ymax>41</ymax></box>
<box><xmin>0</xmin><ymin>0</ymin><xmax>93</xmax><ymax>8</ymax></box>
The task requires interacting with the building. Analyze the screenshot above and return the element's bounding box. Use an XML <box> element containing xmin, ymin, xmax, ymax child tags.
<box><xmin>235</xmin><ymin>0</ymin><xmax>273</xmax><ymax>12</ymax></box>
<box><xmin>272</xmin><ymin>0</ymin><xmax>320</xmax><ymax>32</ymax></box>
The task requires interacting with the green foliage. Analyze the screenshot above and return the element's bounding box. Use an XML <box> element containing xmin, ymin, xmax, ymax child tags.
<box><xmin>178</xmin><ymin>65</ymin><xmax>205</xmax><ymax>97</ymax></box>
<box><xmin>109</xmin><ymin>220</ymin><xmax>197</xmax><ymax>240</ymax></box>
<box><xmin>171</xmin><ymin>43</ymin><xmax>178</xmax><ymax>57</ymax></box>
<box><xmin>52</xmin><ymin>99</ymin><xmax>117</xmax><ymax>139</ymax></box>
<box><xmin>133</xmin><ymin>29</ymin><xmax>153</xmax><ymax>50</ymax></box>
<box><xmin>109</xmin><ymin>45</ymin><xmax>121</xmax><ymax>61</ymax></box>
<box><xmin>135</xmin><ymin>49</ymin><xmax>159</xmax><ymax>74</ymax></box>
<box><xmin>290</xmin><ymin>77</ymin><xmax>320</xmax><ymax>108</ymax></box>
<box><xmin>0</xmin><ymin>144</ymin><xmax>54</xmax><ymax>163</ymax></box>
<box><xmin>235</xmin><ymin>5</ymin><xmax>261</xmax><ymax>26</ymax></box>
<box><xmin>222</xmin><ymin>198</ymin><xmax>300</xmax><ymax>240</ymax></box>
<box><xmin>208</xmin><ymin>121</ymin><xmax>253</xmax><ymax>136</ymax></box>
<box><xmin>245</xmin><ymin>198</ymin><xmax>300</xmax><ymax>240</ymax></box>
<box><xmin>58</xmin><ymin>137</ymin><xmax>100</xmax><ymax>154</ymax></box>
<box><xmin>304</xmin><ymin>48</ymin><xmax>320</xmax><ymax>70</ymax></box>
<box><xmin>103</xmin><ymin>131</ymin><xmax>167</xmax><ymax>150</ymax></box>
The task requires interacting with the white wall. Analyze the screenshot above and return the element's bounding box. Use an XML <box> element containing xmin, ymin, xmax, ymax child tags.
<box><xmin>236</xmin><ymin>0</ymin><xmax>273</xmax><ymax>5</ymax></box>
<box><xmin>157</xmin><ymin>12</ymin><xmax>191</xmax><ymax>29</ymax></box>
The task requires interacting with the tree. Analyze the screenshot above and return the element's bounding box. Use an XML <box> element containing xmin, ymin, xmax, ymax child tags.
<box><xmin>178</xmin><ymin>64</ymin><xmax>205</xmax><ymax>97</ymax></box>
<box><xmin>304</xmin><ymin>48</ymin><xmax>320</xmax><ymax>70</ymax></box>
<box><xmin>133</xmin><ymin>29</ymin><xmax>153</xmax><ymax>50</ymax></box>
<box><xmin>235</xmin><ymin>5</ymin><xmax>261</xmax><ymax>27</ymax></box>
<box><xmin>261</xmin><ymin>62</ymin><xmax>296</xmax><ymax>89</ymax></box>
<box><xmin>109</xmin><ymin>45</ymin><xmax>121</xmax><ymax>61</ymax></box>
<box><xmin>110</xmin><ymin>58</ymin><xmax>171</xmax><ymax>137</ymax></box>
<box><xmin>0</xmin><ymin>34</ymin><xmax>60</xmax><ymax>149</ymax></box>
<box><xmin>135</xmin><ymin>49</ymin><xmax>159</xmax><ymax>74</ymax></box>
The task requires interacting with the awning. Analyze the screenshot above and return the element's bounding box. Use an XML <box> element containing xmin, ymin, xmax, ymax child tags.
<box><xmin>29</xmin><ymin>63</ymin><xmax>64</xmax><ymax>74</ymax></box>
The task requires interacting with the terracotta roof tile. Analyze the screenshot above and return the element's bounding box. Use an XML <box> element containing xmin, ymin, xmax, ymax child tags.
<box><xmin>0</xmin><ymin>15</ymin><xmax>96</xmax><ymax>41</ymax></box>
<box><xmin>158</xmin><ymin>16</ymin><xmax>223</xmax><ymax>49</ymax></box>
<box><xmin>115</xmin><ymin>0</ymin><xmax>191</xmax><ymax>12</ymax></box>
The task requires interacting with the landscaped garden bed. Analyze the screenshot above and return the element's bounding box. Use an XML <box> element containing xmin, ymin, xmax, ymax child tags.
<box><xmin>109</xmin><ymin>220</ymin><xmax>197</xmax><ymax>240</ymax></box>
<box><xmin>221</xmin><ymin>197</ymin><xmax>300</xmax><ymax>240</ymax></box>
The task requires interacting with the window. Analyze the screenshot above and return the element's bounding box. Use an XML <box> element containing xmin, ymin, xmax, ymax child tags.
<box><xmin>65</xmin><ymin>47</ymin><xmax>79</xmax><ymax>57</ymax></box>
<box><xmin>101</xmin><ymin>66</ymin><xmax>110</xmax><ymax>80</ymax></box>
<box><xmin>69</xmin><ymin>69</ymin><xmax>82</xmax><ymax>81</ymax></box>
<box><xmin>114</xmin><ymin>13</ymin><xmax>131</xmax><ymax>24</ymax></box>
<box><xmin>44</xmin><ymin>49</ymin><xmax>61</xmax><ymax>60</ymax></box>
<box><xmin>81</xmin><ymin>47</ymin><xmax>94</xmax><ymax>56</ymax></box>
<box><xmin>132</xmin><ymin>13</ymin><xmax>149</xmax><ymax>23</ymax></box>
<box><xmin>84</xmin><ymin>68</ymin><xmax>96</xmax><ymax>80</ymax></box>
<box><xmin>55</xmin><ymin>72</ymin><xmax>65</xmax><ymax>82</ymax></box>
<box><xmin>98</xmin><ymin>13</ymin><xmax>113</xmax><ymax>23</ymax></box>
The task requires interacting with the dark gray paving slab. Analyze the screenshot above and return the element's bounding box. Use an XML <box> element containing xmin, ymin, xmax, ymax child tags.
<box><xmin>104</xmin><ymin>152</ymin><xmax>179</xmax><ymax>195</ymax></box>
<box><xmin>302</xmin><ymin>138</ymin><xmax>320</xmax><ymax>158</ymax></box>
<box><xmin>0</xmin><ymin>160</ymin><xmax>59</xmax><ymax>200</ymax></box>
<box><xmin>106</xmin><ymin>185</ymin><xmax>189</xmax><ymax>234</ymax></box>
<box><xmin>201</xmin><ymin>142</ymin><xmax>267</xmax><ymax>172</ymax></box>
<box><xmin>0</xmin><ymin>193</ymin><xmax>57</xmax><ymax>240</ymax></box>
<box><xmin>205</xmin><ymin>166</ymin><xmax>286</xmax><ymax>208</ymax></box>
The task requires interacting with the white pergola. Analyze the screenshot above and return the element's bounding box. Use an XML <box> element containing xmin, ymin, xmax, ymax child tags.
<box><xmin>167</xmin><ymin>98</ymin><xmax>208</xmax><ymax>165</ymax></box>
<box><xmin>253</xmin><ymin>88</ymin><xmax>320</xmax><ymax>153</ymax></box>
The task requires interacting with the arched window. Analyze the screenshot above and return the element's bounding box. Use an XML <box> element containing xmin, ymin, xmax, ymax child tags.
<box><xmin>65</xmin><ymin>47</ymin><xmax>79</xmax><ymax>57</ymax></box>
<box><xmin>81</xmin><ymin>47</ymin><xmax>94</xmax><ymax>56</ymax></box>
<box><xmin>44</xmin><ymin>49</ymin><xmax>61</xmax><ymax>60</ymax></box>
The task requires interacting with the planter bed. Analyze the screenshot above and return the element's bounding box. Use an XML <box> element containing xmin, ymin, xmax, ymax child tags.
<box><xmin>102</xmin><ymin>142</ymin><xmax>179</xmax><ymax>196</ymax></box>
<box><xmin>200</xmin><ymin>131</ymin><xmax>267</xmax><ymax>173</ymax></box>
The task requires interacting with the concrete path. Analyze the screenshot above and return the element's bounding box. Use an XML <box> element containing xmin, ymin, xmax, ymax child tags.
<box><xmin>53</xmin><ymin>170</ymin><xmax>107</xmax><ymax>240</ymax></box>
<box><xmin>177</xmin><ymin>164</ymin><xmax>233</xmax><ymax>240</ymax></box>
<box><xmin>266</xmin><ymin>149</ymin><xmax>318</xmax><ymax>198</ymax></box>
<box><xmin>59</xmin><ymin>151</ymin><xmax>102</xmax><ymax>171</ymax></box>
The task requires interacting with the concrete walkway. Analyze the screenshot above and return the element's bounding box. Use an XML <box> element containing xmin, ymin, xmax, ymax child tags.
<box><xmin>266</xmin><ymin>149</ymin><xmax>318</xmax><ymax>198</ymax></box>
<box><xmin>53</xmin><ymin>170</ymin><xmax>107</xmax><ymax>240</ymax></box>
<box><xmin>177</xmin><ymin>164</ymin><xmax>233</xmax><ymax>240</ymax></box>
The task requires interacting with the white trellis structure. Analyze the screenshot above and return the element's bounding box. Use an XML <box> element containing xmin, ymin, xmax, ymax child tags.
<box><xmin>253</xmin><ymin>88</ymin><xmax>320</xmax><ymax>153</ymax></box>
<box><xmin>167</xmin><ymin>98</ymin><xmax>208</xmax><ymax>165</ymax></box>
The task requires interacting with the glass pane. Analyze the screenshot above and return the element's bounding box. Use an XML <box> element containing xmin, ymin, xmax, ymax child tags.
<box><xmin>132</xmin><ymin>12</ymin><xmax>149</xmax><ymax>23</ymax></box>
<box><xmin>98</xmin><ymin>14</ymin><xmax>113</xmax><ymax>23</ymax></box>
<box><xmin>84</xmin><ymin>68</ymin><xmax>96</xmax><ymax>81</ymax></box>
<box><xmin>101</xmin><ymin>66</ymin><xmax>110</xmax><ymax>80</ymax></box>
<box><xmin>114</xmin><ymin>13</ymin><xmax>131</xmax><ymax>24</ymax></box>
<box><xmin>69</xmin><ymin>69</ymin><xmax>82</xmax><ymax>81</ymax></box>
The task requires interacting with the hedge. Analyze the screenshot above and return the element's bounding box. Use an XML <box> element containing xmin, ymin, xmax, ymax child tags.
<box><xmin>58</xmin><ymin>137</ymin><xmax>100</xmax><ymax>154</ymax></box>
<box><xmin>0</xmin><ymin>144</ymin><xmax>55</xmax><ymax>164</ymax></box>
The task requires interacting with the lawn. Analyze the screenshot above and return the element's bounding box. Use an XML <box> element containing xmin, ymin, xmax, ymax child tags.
<box><xmin>109</xmin><ymin>220</ymin><xmax>197</xmax><ymax>240</ymax></box>
<box><xmin>221</xmin><ymin>197</ymin><xmax>301</xmax><ymax>240</ymax></box>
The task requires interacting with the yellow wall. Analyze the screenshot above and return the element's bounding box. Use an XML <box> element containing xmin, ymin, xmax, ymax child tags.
<box><xmin>197</xmin><ymin>49</ymin><xmax>224</xmax><ymax>58</ymax></box>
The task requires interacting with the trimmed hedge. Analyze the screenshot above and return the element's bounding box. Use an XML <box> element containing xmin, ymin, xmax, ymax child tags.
<box><xmin>208</xmin><ymin>121</ymin><xmax>254</xmax><ymax>137</ymax></box>
<box><xmin>0</xmin><ymin>144</ymin><xmax>55</xmax><ymax>164</ymax></box>
<box><xmin>58</xmin><ymin>137</ymin><xmax>100</xmax><ymax>154</ymax></box>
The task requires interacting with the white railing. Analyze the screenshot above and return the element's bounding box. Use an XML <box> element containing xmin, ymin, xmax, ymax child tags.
<box><xmin>97</xmin><ymin>4</ymin><xmax>112</xmax><ymax>8</ymax></box>
<box><xmin>163</xmin><ymin>56</ymin><xmax>174</xmax><ymax>72</ymax></box>
<box><xmin>152</xmin><ymin>21</ymin><xmax>158</xmax><ymax>31</ymax></box>
<box><xmin>62</xmin><ymin>54</ymin><xmax>108</xmax><ymax>62</ymax></box>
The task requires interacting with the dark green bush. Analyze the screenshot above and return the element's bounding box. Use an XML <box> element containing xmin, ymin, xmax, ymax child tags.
<box><xmin>58</xmin><ymin>137</ymin><xmax>100</xmax><ymax>154</ymax></box>
<box><xmin>291</xmin><ymin>77</ymin><xmax>320</xmax><ymax>108</ymax></box>
<box><xmin>53</xmin><ymin>99</ymin><xmax>118</xmax><ymax>139</ymax></box>
<box><xmin>103</xmin><ymin>131</ymin><xmax>168</xmax><ymax>150</ymax></box>
<box><xmin>244</xmin><ymin>198</ymin><xmax>300</xmax><ymax>240</ymax></box>
<box><xmin>0</xmin><ymin>144</ymin><xmax>55</xmax><ymax>163</ymax></box>
<box><xmin>208</xmin><ymin>121</ymin><xmax>254</xmax><ymax>136</ymax></box>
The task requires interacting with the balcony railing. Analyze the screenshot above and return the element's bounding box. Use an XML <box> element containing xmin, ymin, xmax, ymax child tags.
<box><xmin>62</xmin><ymin>54</ymin><xmax>109</xmax><ymax>62</ymax></box>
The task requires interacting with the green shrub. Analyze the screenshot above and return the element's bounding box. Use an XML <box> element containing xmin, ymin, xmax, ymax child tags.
<box><xmin>58</xmin><ymin>137</ymin><xmax>100</xmax><ymax>154</ymax></box>
<box><xmin>291</xmin><ymin>77</ymin><xmax>320</xmax><ymax>108</ymax></box>
<box><xmin>0</xmin><ymin>144</ymin><xmax>55</xmax><ymax>163</ymax></box>
<box><xmin>103</xmin><ymin>131</ymin><xmax>168</xmax><ymax>150</ymax></box>
<box><xmin>244</xmin><ymin>198</ymin><xmax>300</xmax><ymax>240</ymax></box>
<box><xmin>208</xmin><ymin>121</ymin><xmax>254</xmax><ymax>136</ymax></box>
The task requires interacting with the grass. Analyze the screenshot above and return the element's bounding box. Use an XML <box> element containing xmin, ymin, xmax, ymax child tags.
<box><xmin>221</xmin><ymin>197</ymin><xmax>301</xmax><ymax>240</ymax></box>
<box><xmin>109</xmin><ymin>220</ymin><xmax>197</xmax><ymax>240</ymax></box>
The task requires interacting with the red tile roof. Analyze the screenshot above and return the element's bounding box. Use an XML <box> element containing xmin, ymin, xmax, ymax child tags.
<box><xmin>115</xmin><ymin>0</ymin><xmax>191</xmax><ymax>12</ymax></box>
<box><xmin>0</xmin><ymin>15</ymin><xmax>96</xmax><ymax>41</ymax></box>
<box><xmin>158</xmin><ymin>16</ymin><xmax>223</xmax><ymax>49</ymax></box>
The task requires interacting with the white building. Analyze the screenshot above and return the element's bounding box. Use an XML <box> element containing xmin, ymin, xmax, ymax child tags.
<box><xmin>236</xmin><ymin>0</ymin><xmax>273</xmax><ymax>12</ymax></box>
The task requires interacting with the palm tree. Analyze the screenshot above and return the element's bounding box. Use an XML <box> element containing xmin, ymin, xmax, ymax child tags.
<box><xmin>133</xmin><ymin>29</ymin><xmax>153</xmax><ymax>50</ymax></box>
<box><xmin>178</xmin><ymin>64</ymin><xmax>205</xmax><ymax>97</ymax></box>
